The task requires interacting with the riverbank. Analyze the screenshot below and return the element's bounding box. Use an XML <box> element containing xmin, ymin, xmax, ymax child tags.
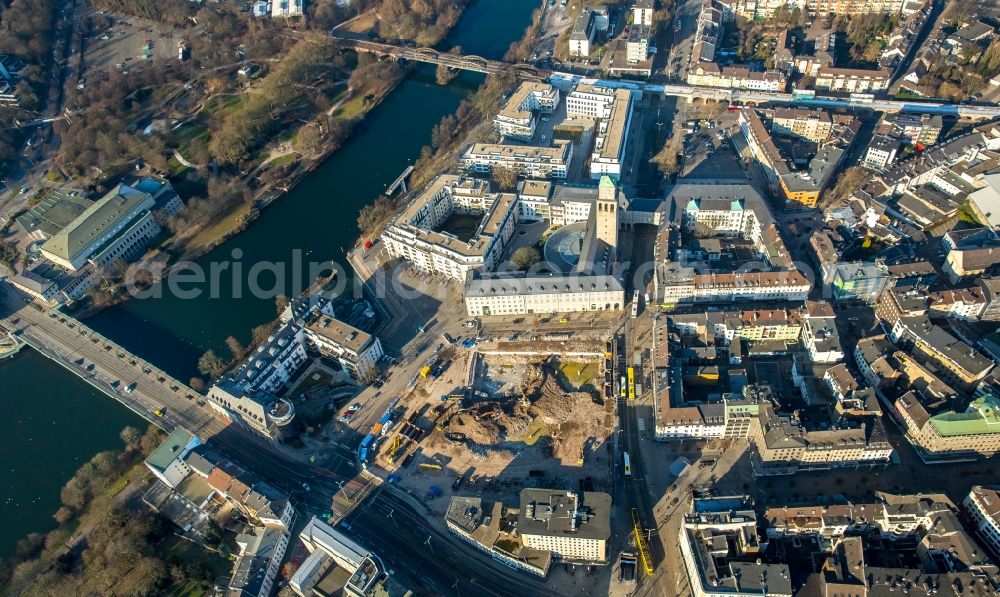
<box><xmin>0</xmin><ymin>426</ymin><xmax>229</xmax><ymax>596</ymax></box>
<box><xmin>173</xmin><ymin>66</ymin><xmax>411</xmax><ymax>263</ymax></box>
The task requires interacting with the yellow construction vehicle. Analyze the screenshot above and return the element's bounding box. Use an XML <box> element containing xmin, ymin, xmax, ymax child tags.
<box><xmin>385</xmin><ymin>435</ymin><xmax>403</xmax><ymax>464</ymax></box>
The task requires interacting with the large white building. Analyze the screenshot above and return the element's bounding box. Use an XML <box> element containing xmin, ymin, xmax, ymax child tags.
<box><xmin>564</xmin><ymin>85</ymin><xmax>633</xmax><ymax>180</ymax></box>
<box><xmin>207</xmin><ymin>324</ymin><xmax>303</xmax><ymax>438</ymax></box>
<box><xmin>492</xmin><ymin>82</ymin><xmax>560</xmax><ymax>141</ymax></box>
<box><xmin>461</xmin><ymin>141</ymin><xmax>573</xmax><ymax>179</ymax></box>
<box><xmin>465</xmin><ymin>273</ymin><xmax>625</xmax><ymax>316</ymax></box>
<box><xmin>680</xmin><ymin>497</ymin><xmax>792</xmax><ymax>597</ymax></box>
<box><xmin>291</xmin><ymin>517</ymin><xmax>402</xmax><ymax>596</ymax></box>
<box><xmin>304</xmin><ymin>314</ymin><xmax>383</xmax><ymax>381</ymax></box>
<box><xmin>381</xmin><ymin>175</ymin><xmax>519</xmax><ymax>281</ymax></box>
<box><xmin>40</xmin><ymin>180</ymin><xmax>182</xmax><ymax>271</ymax></box>
<box><xmin>518</xmin><ymin>489</ymin><xmax>612</xmax><ymax>563</ymax></box>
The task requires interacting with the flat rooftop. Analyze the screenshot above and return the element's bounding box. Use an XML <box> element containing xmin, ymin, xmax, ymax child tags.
<box><xmin>465</xmin><ymin>140</ymin><xmax>572</xmax><ymax>162</ymax></box>
<box><xmin>596</xmin><ymin>90</ymin><xmax>633</xmax><ymax>161</ymax></box>
<box><xmin>518</xmin><ymin>489</ymin><xmax>612</xmax><ymax>542</ymax></box>
<box><xmin>306</xmin><ymin>314</ymin><xmax>374</xmax><ymax>353</ymax></box>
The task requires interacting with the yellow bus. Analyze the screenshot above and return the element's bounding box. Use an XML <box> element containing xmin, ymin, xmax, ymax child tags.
<box><xmin>627</xmin><ymin>367</ymin><xmax>635</xmax><ymax>401</ymax></box>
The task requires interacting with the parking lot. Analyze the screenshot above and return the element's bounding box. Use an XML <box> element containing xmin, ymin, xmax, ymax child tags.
<box><xmin>82</xmin><ymin>11</ymin><xmax>179</xmax><ymax>75</ymax></box>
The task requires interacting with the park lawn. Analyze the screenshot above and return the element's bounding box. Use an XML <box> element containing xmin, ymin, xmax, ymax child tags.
<box><xmin>182</xmin><ymin>201</ymin><xmax>254</xmax><ymax>256</ymax></box>
<box><xmin>167</xmin><ymin>156</ymin><xmax>190</xmax><ymax>176</ymax></box>
<box><xmin>267</xmin><ymin>153</ymin><xmax>299</xmax><ymax>169</ymax></box>
<box><xmin>337</xmin><ymin>11</ymin><xmax>379</xmax><ymax>34</ymax></box>
<box><xmin>331</xmin><ymin>94</ymin><xmax>367</xmax><ymax>122</ymax></box>
<box><xmin>202</xmin><ymin>94</ymin><xmax>244</xmax><ymax>120</ymax></box>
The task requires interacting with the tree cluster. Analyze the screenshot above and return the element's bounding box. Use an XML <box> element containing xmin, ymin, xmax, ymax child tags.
<box><xmin>822</xmin><ymin>166</ymin><xmax>867</xmax><ymax>208</ymax></box>
<box><xmin>209</xmin><ymin>34</ymin><xmax>343</xmax><ymax>165</ymax></box>
<box><xmin>0</xmin><ymin>0</ymin><xmax>58</xmax><ymax>113</ymax></box>
<box><xmin>89</xmin><ymin>0</ymin><xmax>193</xmax><ymax>27</ymax></box>
<box><xmin>0</xmin><ymin>426</ymin><xmax>186</xmax><ymax>594</ymax></box>
<box><xmin>376</xmin><ymin>0</ymin><xmax>470</xmax><ymax>46</ymax></box>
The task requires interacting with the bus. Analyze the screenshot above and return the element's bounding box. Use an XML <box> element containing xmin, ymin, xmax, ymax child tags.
<box><xmin>620</xmin><ymin>375</ymin><xmax>626</xmax><ymax>397</ymax></box>
<box><xmin>627</xmin><ymin>367</ymin><xmax>635</xmax><ymax>401</ymax></box>
<box><xmin>623</xmin><ymin>452</ymin><xmax>632</xmax><ymax>478</ymax></box>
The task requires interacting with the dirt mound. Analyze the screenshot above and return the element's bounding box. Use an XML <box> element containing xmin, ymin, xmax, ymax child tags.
<box><xmin>443</xmin><ymin>359</ymin><xmax>606</xmax><ymax>464</ymax></box>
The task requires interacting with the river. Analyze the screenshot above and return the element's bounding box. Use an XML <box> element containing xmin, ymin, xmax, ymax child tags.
<box><xmin>0</xmin><ymin>0</ymin><xmax>540</xmax><ymax>559</ymax></box>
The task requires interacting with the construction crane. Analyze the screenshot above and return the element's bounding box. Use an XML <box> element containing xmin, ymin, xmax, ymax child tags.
<box><xmin>631</xmin><ymin>508</ymin><xmax>654</xmax><ymax>576</ymax></box>
<box><xmin>418</xmin><ymin>463</ymin><xmax>442</xmax><ymax>471</ymax></box>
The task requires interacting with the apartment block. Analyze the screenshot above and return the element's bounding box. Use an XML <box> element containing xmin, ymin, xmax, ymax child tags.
<box><xmin>304</xmin><ymin>314</ymin><xmax>384</xmax><ymax>381</ymax></box>
<box><xmin>492</xmin><ymin>82</ymin><xmax>560</xmax><ymax>141</ymax></box>
<box><xmin>864</xmin><ymin>134</ymin><xmax>900</xmax><ymax>170</ymax></box>
<box><xmin>771</xmin><ymin>108</ymin><xmax>833</xmax><ymax>143</ymax></box>
<box><xmin>461</xmin><ymin>141</ymin><xmax>573</xmax><ymax>179</ymax></box>
<box><xmin>814</xmin><ymin>66</ymin><xmax>892</xmax><ymax>92</ymax></box>
<box><xmin>563</xmin><ymin>84</ymin><xmax>634</xmax><ymax>179</ymax></box>
<box><xmin>633</xmin><ymin>0</ymin><xmax>655</xmax><ymax>26</ymax></box>
<box><xmin>381</xmin><ymin>175</ymin><xmax>518</xmax><ymax>281</ymax></box>
<box><xmin>964</xmin><ymin>486</ymin><xmax>1000</xmax><ymax>558</ymax></box>
<box><xmin>802</xmin><ymin>300</ymin><xmax>844</xmax><ymax>363</ymax></box>
<box><xmin>890</xmin><ymin>316</ymin><xmax>994</xmax><ymax>390</ymax></box>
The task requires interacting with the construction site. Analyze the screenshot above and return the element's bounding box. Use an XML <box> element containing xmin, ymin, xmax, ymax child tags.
<box><xmin>368</xmin><ymin>346</ymin><xmax>616</xmax><ymax>515</ymax></box>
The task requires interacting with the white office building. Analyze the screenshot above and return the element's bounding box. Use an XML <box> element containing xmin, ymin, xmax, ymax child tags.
<box><xmin>465</xmin><ymin>274</ymin><xmax>625</xmax><ymax>316</ymax></box>
<box><xmin>518</xmin><ymin>489</ymin><xmax>612</xmax><ymax>563</ymax></box>
<box><xmin>207</xmin><ymin>324</ymin><xmax>303</xmax><ymax>437</ymax></box>
<box><xmin>492</xmin><ymin>82</ymin><xmax>560</xmax><ymax>141</ymax></box>
<box><xmin>381</xmin><ymin>175</ymin><xmax>519</xmax><ymax>281</ymax></box>
<box><xmin>40</xmin><ymin>180</ymin><xmax>181</xmax><ymax>271</ymax></box>
<box><xmin>461</xmin><ymin>141</ymin><xmax>573</xmax><ymax>179</ymax></box>
<box><xmin>291</xmin><ymin>517</ymin><xmax>401</xmax><ymax>597</ymax></box>
<box><xmin>304</xmin><ymin>314</ymin><xmax>384</xmax><ymax>381</ymax></box>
